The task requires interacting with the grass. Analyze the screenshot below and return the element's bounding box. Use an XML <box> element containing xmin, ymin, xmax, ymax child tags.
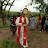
<box><xmin>0</xmin><ymin>18</ymin><xmax>2</xmax><ymax>20</ymax></box>
<box><xmin>0</xmin><ymin>39</ymin><xmax>16</xmax><ymax>48</ymax></box>
<box><xmin>0</xmin><ymin>25</ymin><xmax>48</xmax><ymax>48</ymax></box>
<box><xmin>0</xmin><ymin>12</ymin><xmax>48</xmax><ymax>48</ymax></box>
<box><xmin>0</xmin><ymin>23</ymin><xmax>10</xmax><ymax>28</ymax></box>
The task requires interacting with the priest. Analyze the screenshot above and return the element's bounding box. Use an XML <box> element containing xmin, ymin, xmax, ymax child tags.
<box><xmin>15</xmin><ymin>12</ymin><xmax>29</xmax><ymax>48</ymax></box>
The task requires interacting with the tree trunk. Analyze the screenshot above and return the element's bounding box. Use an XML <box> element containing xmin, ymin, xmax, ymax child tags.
<box><xmin>0</xmin><ymin>6</ymin><xmax>5</xmax><ymax>25</ymax></box>
<box><xmin>5</xmin><ymin>0</ymin><xmax>15</xmax><ymax>24</ymax></box>
<box><xmin>2</xmin><ymin>17</ymin><xmax>5</xmax><ymax>25</ymax></box>
<box><xmin>4</xmin><ymin>17</ymin><xmax>7</xmax><ymax>24</ymax></box>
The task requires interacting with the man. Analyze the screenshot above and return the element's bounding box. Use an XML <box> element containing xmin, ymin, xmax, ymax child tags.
<box><xmin>45</xmin><ymin>18</ymin><xmax>48</xmax><ymax>33</ymax></box>
<box><xmin>30</xmin><ymin>15</ymin><xmax>36</xmax><ymax>30</ymax></box>
<box><xmin>38</xmin><ymin>14</ymin><xmax>42</xmax><ymax>24</ymax></box>
<box><xmin>29</xmin><ymin>14</ymin><xmax>31</xmax><ymax>25</ymax></box>
<box><xmin>9</xmin><ymin>14</ymin><xmax>17</xmax><ymax>35</ymax></box>
<box><xmin>16</xmin><ymin>12</ymin><xmax>28</xmax><ymax>48</ymax></box>
<box><xmin>40</xmin><ymin>14</ymin><xmax>46</xmax><ymax>32</ymax></box>
<box><xmin>36</xmin><ymin>19</ymin><xmax>39</xmax><ymax>29</ymax></box>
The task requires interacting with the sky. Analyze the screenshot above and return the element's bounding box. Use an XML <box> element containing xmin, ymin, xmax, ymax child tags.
<box><xmin>3</xmin><ymin>0</ymin><xmax>40</xmax><ymax>12</ymax></box>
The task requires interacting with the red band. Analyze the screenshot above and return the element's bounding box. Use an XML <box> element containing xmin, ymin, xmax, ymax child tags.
<box><xmin>16</xmin><ymin>16</ymin><xmax>27</xmax><ymax>45</ymax></box>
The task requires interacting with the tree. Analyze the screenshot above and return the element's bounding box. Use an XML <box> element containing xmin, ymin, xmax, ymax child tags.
<box><xmin>30</xmin><ymin>0</ymin><xmax>48</xmax><ymax>13</ymax></box>
<box><xmin>45</xmin><ymin>4</ymin><xmax>48</xmax><ymax>14</ymax></box>
<box><xmin>0</xmin><ymin>0</ymin><xmax>11</xmax><ymax>25</ymax></box>
<box><xmin>0</xmin><ymin>0</ymin><xmax>15</xmax><ymax>25</ymax></box>
<box><xmin>5</xmin><ymin>0</ymin><xmax>15</xmax><ymax>24</ymax></box>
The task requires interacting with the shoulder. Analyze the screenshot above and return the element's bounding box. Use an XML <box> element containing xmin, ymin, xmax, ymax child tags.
<box><xmin>17</xmin><ymin>17</ymin><xmax>20</xmax><ymax>19</ymax></box>
<box><xmin>33</xmin><ymin>17</ymin><xmax>34</xmax><ymax>18</ymax></box>
<box><xmin>16</xmin><ymin>17</ymin><xmax>20</xmax><ymax>22</ymax></box>
<box><xmin>33</xmin><ymin>17</ymin><xmax>35</xmax><ymax>19</ymax></box>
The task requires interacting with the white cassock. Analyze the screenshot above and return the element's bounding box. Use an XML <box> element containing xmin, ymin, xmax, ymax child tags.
<box><xmin>15</xmin><ymin>16</ymin><xmax>29</xmax><ymax>48</ymax></box>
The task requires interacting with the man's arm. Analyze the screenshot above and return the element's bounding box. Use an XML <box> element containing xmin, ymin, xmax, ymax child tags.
<box><xmin>15</xmin><ymin>17</ymin><xmax>22</xmax><ymax>26</ymax></box>
<box><xmin>26</xmin><ymin>17</ymin><xmax>29</xmax><ymax>25</ymax></box>
<box><xmin>9</xmin><ymin>17</ymin><xmax>11</xmax><ymax>21</ymax></box>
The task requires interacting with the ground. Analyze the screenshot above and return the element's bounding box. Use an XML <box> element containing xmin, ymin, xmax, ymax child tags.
<box><xmin>0</xmin><ymin>20</ymin><xmax>48</xmax><ymax>48</ymax></box>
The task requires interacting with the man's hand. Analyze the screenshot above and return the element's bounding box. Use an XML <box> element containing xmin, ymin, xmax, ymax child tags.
<box><xmin>22</xmin><ymin>22</ymin><xmax>26</xmax><ymax>26</ymax></box>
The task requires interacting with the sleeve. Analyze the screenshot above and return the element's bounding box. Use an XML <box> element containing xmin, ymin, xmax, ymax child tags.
<box><xmin>26</xmin><ymin>17</ymin><xmax>29</xmax><ymax>25</ymax></box>
<box><xmin>45</xmin><ymin>21</ymin><xmax>46</xmax><ymax>23</ymax></box>
<box><xmin>9</xmin><ymin>17</ymin><xmax>11</xmax><ymax>21</ymax></box>
<box><xmin>33</xmin><ymin>18</ymin><xmax>36</xmax><ymax>23</ymax></box>
<box><xmin>15</xmin><ymin>17</ymin><xmax>22</xmax><ymax>26</ymax></box>
<box><xmin>45</xmin><ymin>17</ymin><xmax>46</xmax><ymax>20</ymax></box>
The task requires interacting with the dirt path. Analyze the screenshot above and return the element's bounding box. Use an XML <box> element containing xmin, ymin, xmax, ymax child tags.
<box><xmin>0</xmin><ymin>26</ymin><xmax>48</xmax><ymax>48</ymax></box>
<box><xmin>0</xmin><ymin>28</ymin><xmax>16</xmax><ymax>41</ymax></box>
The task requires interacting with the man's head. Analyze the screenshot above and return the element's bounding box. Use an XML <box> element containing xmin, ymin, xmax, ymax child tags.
<box><xmin>13</xmin><ymin>14</ymin><xmax>16</xmax><ymax>18</ymax></box>
<box><xmin>32</xmin><ymin>15</ymin><xmax>33</xmax><ymax>17</ymax></box>
<box><xmin>43</xmin><ymin>14</ymin><xmax>45</xmax><ymax>17</ymax></box>
<box><xmin>39</xmin><ymin>14</ymin><xmax>41</xmax><ymax>16</ymax></box>
<box><xmin>29</xmin><ymin>14</ymin><xmax>32</xmax><ymax>17</ymax></box>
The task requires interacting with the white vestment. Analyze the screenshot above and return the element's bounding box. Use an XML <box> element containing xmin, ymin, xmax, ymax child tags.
<box><xmin>15</xmin><ymin>16</ymin><xmax>29</xmax><ymax>48</ymax></box>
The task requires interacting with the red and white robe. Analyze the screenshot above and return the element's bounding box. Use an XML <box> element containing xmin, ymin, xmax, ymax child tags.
<box><xmin>15</xmin><ymin>16</ymin><xmax>28</xmax><ymax>48</ymax></box>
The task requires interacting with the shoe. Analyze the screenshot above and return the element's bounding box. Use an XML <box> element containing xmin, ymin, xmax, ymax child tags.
<box><xmin>42</xmin><ymin>30</ymin><xmax>43</xmax><ymax>32</ymax></box>
<box><xmin>39</xmin><ymin>31</ymin><xmax>41</xmax><ymax>32</ymax></box>
<box><xmin>22</xmin><ymin>46</ymin><xmax>24</xmax><ymax>48</ymax></box>
<box><xmin>22</xmin><ymin>46</ymin><xmax>26</xmax><ymax>48</ymax></box>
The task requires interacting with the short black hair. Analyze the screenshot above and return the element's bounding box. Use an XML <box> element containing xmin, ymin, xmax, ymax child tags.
<box><xmin>39</xmin><ymin>14</ymin><xmax>41</xmax><ymax>16</ymax></box>
<box><xmin>29</xmin><ymin>14</ymin><xmax>32</xmax><ymax>16</ymax></box>
<box><xmin>22</xmin><ymin>12</ymin><xmax>23</xmax><ymax>14</ymax></box>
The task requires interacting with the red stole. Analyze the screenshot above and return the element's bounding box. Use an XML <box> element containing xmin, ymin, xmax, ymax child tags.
<box><xmin>16</xmin><ymin>16</ymin><xmax>27</xmax><ymax>45</ymax></box>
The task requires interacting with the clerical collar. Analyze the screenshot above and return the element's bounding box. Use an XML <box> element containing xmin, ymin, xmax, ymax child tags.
<box><xmin>22</xmin><ymin>16</ymin><xmax>25</xmax><ymax>18</ymax></box>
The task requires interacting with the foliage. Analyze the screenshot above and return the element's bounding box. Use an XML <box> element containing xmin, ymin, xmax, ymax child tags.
<box><xmin>0</xmin><ymin>0</ymin><xmax>11</xmax><ymax>9</ymax></box>
<box><xmin>45</xmin><ymin>5</ymin><xmax>48</xmax><ymax>14</ymax></box>
<box><xmin>0</xmin><ymin>0</ymin><xmax>12</xmax><ymax>25</ymax></box>
<box><xmin>31</xmin><ymin>0</ymin><xmax>48</xmax><ymax>13</ymax></box>
<box><xmin>3</xmin><ymin>11</ymin><xmax>48</xmax><ymax>18</ymax></box>
<box><xmin>4</xmin><ymin>11</ymin><xmax>22</xmax><ymax>18</ymax></box>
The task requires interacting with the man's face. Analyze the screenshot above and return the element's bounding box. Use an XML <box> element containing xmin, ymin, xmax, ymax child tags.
<box><xmin>44</xmin><ymin>14</ymin><xmax>45</xmax><ymax>16</ymax></box>
<box><xmin>13</xmin><ymin>15</ymin><xmax>16</xmax><ymax>17</ymax></box>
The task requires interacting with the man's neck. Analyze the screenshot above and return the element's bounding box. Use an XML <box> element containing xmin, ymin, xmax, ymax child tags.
<box><xmin>22</xmin><ymin>16</ymin><xmax>25</xmax><ymax>18</ymax></box>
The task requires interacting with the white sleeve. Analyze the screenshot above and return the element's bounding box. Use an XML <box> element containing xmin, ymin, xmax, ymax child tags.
<box><xmin>15</xmin><ymin>17</ymin><xmax>22</xmax><ymax>26</ymax></box>
<box><xmin>26</xmin><ymin>17</ymin><xmax>29</xmax><ymax>25</ymax></box>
